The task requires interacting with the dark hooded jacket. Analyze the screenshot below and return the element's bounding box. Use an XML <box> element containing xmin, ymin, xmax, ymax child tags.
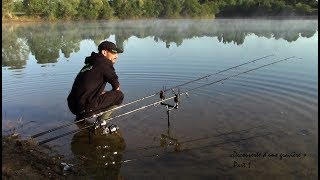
<box><xmin>67</xmin><ymin>52</ymin><xmax>120</xmax><ymax>114</ymax></box>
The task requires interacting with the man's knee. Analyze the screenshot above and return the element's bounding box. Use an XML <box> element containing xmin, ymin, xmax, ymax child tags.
<box><xmin>115</xmin><ymin>90</ymin><xmax>124</xmax><ymax>105</ymax></box>
<box><xmin>98</xmin><ymin>90</ymin><xmax>124</xmax><ymax>107</ymax></box>
<box><xmin>67</xmin><ymin>99</ymin><xmax>77</xmax><ymax>115</ymax></box>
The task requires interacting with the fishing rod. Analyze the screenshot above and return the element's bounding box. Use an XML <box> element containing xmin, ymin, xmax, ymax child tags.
<box><xmin>36</xmin><ymin>56</ymin><xmax>298</xmax><ymax>145</ymax></box>
<box><xmin>31</xmin><ymin>54</ymin><xmax>274</xmax><ymax>139</ymax></box>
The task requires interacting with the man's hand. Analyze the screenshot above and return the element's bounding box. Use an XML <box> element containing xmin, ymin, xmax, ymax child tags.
<box><xmin>112</xmin><ymin>86</ymin><xmax>120</xmax><ymax>91</ymax></box>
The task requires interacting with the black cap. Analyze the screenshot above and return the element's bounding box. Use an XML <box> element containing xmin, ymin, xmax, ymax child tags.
<box><xmin>98</xmin><ymin>41</ymin><xmax>124</xmax><ymax>53</ymax></box>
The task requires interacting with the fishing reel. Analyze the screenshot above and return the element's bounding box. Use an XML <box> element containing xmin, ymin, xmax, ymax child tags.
<box><xmin>93</xmin><ymin>120</ymin><xmax>119</xmax><ymax>135</ymax></box>
<box><xmin>87</xmin><ymin>121</ymin><xmax>120</xmax><ymax>144</ymax></box>
<box><xmin>102</xmin><ymin>124</ymin><xmax>120</xmax><ymax>135</ymax></box>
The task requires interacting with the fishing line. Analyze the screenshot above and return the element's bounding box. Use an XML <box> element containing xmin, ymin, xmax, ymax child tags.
<box><xmin>31</xmin><ymin>54</ymin><xmax>274</xmax><ymax>139</ymax></box>
<box><xmin>35</xmin><ymin>56</ymin><xmax>298</xmax><ymax>145</ymax></box>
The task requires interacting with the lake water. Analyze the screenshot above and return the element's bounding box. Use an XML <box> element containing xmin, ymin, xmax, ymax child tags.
<box><xmin>2</xmin><ymin>19</ymin><xmax>318</xmax><ymax>179</ymax></box>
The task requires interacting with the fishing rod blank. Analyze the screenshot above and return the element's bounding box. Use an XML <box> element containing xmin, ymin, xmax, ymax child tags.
<box><xmin>36</xmin><ymin>56</ymin><xmax>297</xmax><ymax>145</ymax></box>
<box><xmin>185</xmin><ymin>56</ymin><xmax>297</xmax><ymax>93</ymax></box>
<box><xmin>37</xmin><ymin>123</ymin><xmax>96</xmax><ymax>145</ymax></box>
<box><xmin>31</xmin><ymin>54</ymin><xmax>274</xmax><ymax>139</ymax></box>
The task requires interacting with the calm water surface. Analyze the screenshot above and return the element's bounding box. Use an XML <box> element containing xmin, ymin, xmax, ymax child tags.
<box><xmin>2</xmin><ymin>19</ymin><xmax>318</xmax><ymax>179</ymax></box>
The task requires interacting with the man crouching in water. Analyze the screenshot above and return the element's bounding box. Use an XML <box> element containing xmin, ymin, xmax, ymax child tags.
<box><xmin>67</xmin><ymin>40</ymin><xmax>124</xmax><ymax>123</ymax></box>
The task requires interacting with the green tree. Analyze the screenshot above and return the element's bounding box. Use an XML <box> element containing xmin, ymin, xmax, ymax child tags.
<box><xmin>2</xmin><ymin>0</ymin><xmax>14</xmax><ymax>18</ymax></box>
<box><xmin>112</xmin><ymin>0</ymin><xmax>142</xmax><ymax>19</ymax></box>
<box><xmin>24</xmin><ymin>0</ymin><xmax>58</xmax><ymax>19</ymax></box>
<box><xmin>258</xmin><ymin>0</ymin><xmax>272</xmax><ymax>9</ymax></box>
<box><xmin>202</xmin><ymin>1</ymin><xmax>219</xmax><ymax>15</ymax></box>
<box><xmin>57</xmin><ymin>0</ymin><xmax>80</xmax><ymax>19</ymax></box>
<box><xmin>77</xmin><ymin>0</ymin><xmax>103</xmax><ymax>20</ymax></box>
<box><xmin>13</xmin><ymin>0</ymin><xmax>26</xmax><ymax>14</ymax></box>
<box><xmin>160</xmin><ymin>0</ymin><xmax>184</xmax><ymax>18</ymax></box>
<box><xmin>181</xmin><ymin>0</ymin><xmax>202</xmax><ymax>17</ymax></box>
<box><xmin>272</xmin><ymin>0</ymin><xmax>287</xmax><ymax>13</ymax></box>
<box><xmin>111</xmin><ymin>0</ymin><xmax>125</xmax><ymax>17</ymax></box>
<box><xmin>286</xmin><ymin>0</ymin><xmax>297</xmax><ymax>6</ymax></box>
<box><xmin>46</xmin><ymin>0</ymin><xmax>58</xmax><ymax>19</ymax></box>
<box><xmin>295</xmin><ymin>3</ymin><xmax>313</xmax><ymax>14</ymax></box>
<box><xmin>99</xmin><ymin>0</ymin><xmax>114</xmax><ymax>19</ymax></box>
<box><xmin>142</xmin><ymin>0</ymin><xmax>164</xmax><ymax>18</ymax></box>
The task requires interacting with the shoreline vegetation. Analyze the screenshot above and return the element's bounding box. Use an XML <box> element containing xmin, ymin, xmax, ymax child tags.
<box><xmin>2</xmin><ymin>0</ymin><xmax>318</xmax><ymax>23</ymax></box>
<box><xmin>2</xmin><ymin>15</ymin><xmax>318</xmax><ymax>24</ymax></box>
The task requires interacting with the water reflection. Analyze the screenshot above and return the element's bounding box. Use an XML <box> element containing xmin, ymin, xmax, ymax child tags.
<box><xmin>2</xmin><ymin>35</ymin><xmax>29</xmax><ymax>69</ymax></box>
<box><xmin>71</xmin><ymin>120</ymin><xmax>126</xmax><ymax>179</ymax></box>
<box><xmin>2</xmin><ymin>19</ymin><xmax>318</xmax><ymax>69</ymax></box>
<box><xmin>130</xmin><ymin>124</ymin><xmax>271</xmax><ymax>157</ymax></box>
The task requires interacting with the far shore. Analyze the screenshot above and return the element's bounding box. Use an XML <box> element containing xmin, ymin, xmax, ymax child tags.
<box><xmin>2</xmin><ymin>15</ymin><xmax>318</xmax><ymax>24</ymax></box>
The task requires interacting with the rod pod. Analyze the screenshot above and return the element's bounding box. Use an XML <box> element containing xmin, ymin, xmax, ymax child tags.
<box><xmin>160</xmin><ymin>88</ymin><xmax>181</xmax><ymax>127</ymax></box>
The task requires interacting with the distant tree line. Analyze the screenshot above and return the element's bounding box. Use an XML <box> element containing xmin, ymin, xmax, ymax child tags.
<box><xmin>2</xmin><ymin>0</ymin><xmax>318</xmax><ymax>20</ymax></box>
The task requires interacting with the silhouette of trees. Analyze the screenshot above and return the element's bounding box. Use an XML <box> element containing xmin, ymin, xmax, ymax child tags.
<box><xmin>5</xmin><ymin>0</ymin><xmax>317</xmax><ymax>19</ymax></box>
